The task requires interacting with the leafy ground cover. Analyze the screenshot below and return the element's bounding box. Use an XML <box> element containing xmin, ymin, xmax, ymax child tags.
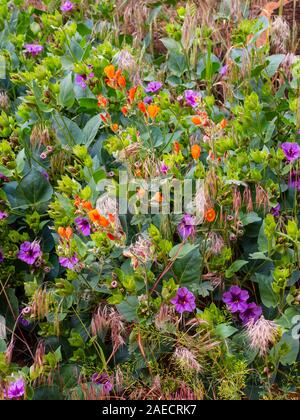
<box><xmin>0</xmin><ymin>0</ymin><xmax>300</xmax><ymax>400</ymax></box>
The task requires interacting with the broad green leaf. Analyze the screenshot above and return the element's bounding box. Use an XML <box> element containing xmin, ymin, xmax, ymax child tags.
<box><xmin>225</xmin><ymin>260</ymin><xmax>248</xmax><ymax>278</ymax></box>
<box><xmin>215</xmin><ymin>323</ymin><xmax>238</xmax><ymax>339</ymax></box>
<box><xmin>172</xmin><ymin>248</ymin><xmax>202</xmax><ymax>286</ymax></box>
<box><xmin>160</xmin><ymin>37</ymin><xmax>181</xmax><ymax>52</ymax></box>
<box><xmin>255</xmin><ymin>273</ymin><xmax>278</xmax><ymax>308</ymax></box>
<box><xmin>169</xmin><ymin>243</ymin><xmax>198</xmax><ymax>259</ymax></box>
<box><xmin>59</xmin><ymin>72</ymin><xmax>75</xmax><ymax>108</ymax></box>
<box><xmin>116</xmin><ymin>296</ymin><xmax>139</xmax><ymax>322</ymax></box>
<box><xmin>83</xmin><ymin>115</ymin><xmax>102</xmax><ymax>147</ymax></box>
<box><xmin>167</xmin><ymin>52</ymin><xmax>187</xmax><ymax>77</ymax></box>
<box><xmin>265</xmin><ymin>54</ymin><xmax>285</xmax><ymax>77</ymax></box>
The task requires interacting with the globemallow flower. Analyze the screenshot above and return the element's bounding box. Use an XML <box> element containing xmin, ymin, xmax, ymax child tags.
<box><xmin>222</xmin><ymin>286</ymin><xmax>249</xmax><ymax>313</ymax></box>
<box><xmin>245</xmin><ymin>316</ymin><xmax>279</xmax><ymax>356</ymax></box>
<box><xmin>24</xmin><ymin>44</ymin><xmax>43</xmax><ymax>56</ymax></box>
<box><xmin>170</xmin><ymin>287</ymin><xmax>196</xmax><ymax>313</ymax></box>
<box><xmin>184</xmin><ymin>90</ymin><xmax>200</xmax><ymax>108</ymax></box>
<box><xmin>239</xmin><ymin>302</ymin><xmax>262</xmax><ymax>324</ymax></box>
<box><xmin>177</xmin><ymin>214</ymin><xmax>196</xmax><ymax>240</ymax></box>
<box><xmin>145</xmin><ymin>81</ymin><xmax>162</xmax><ymax>93</ymax></box>
<box><xmin>75</xmin><ymin>217</ymin><xmax>91</xmax><ymax>236</ymax></box>
<box><xmin>18</xmin><ymin>241</ymin><xmax>42</xmax><ymax>265</ymax></box>
<box><xmin>281</xmin><ymin>142</ymin><xmax>300</xmax><ymax>162</ymax></box>
<box><xmin>4</xmin><ymin>378</ymin><xmax>25</xmax><ymax>399</ymax></box>
<box><xmin>60</xmin><ymin>1</ymin><xmax>74</xmax><ymax>12</ymax></box>
<box><xmin>91</xmin><ymin>372</ymin><xmax>113</xmax><ymax>393</ymax></box>
<box><xmin>59</xmin><ymin>254</ymin><xmax>79</xmax><ymax>270</ymax></box>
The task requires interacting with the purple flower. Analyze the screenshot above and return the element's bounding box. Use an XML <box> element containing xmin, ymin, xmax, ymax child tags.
<box><xmin>145</xmin><ymin>81</ymin><xmax>162</xmax><ymax>93</ymax></box>
<box><xmin>0</xmin><ymin>211</ymin><xmax>8</xmax><ymax>220</ymax></box>
<box><xmin>4</xmin><ymin>378</ymin><xmax>25</xmax><ymax>400</ymax></box>
<box><xmin>75</xmin><ymin>74</ymin><xmax>87</xmax><ymax>89</ymax></box>
<box><xmin>144</xmin><ymin>96</ymin><xmax>153</xmax><ymax>105</ymax></box>
<box><xmin>184</xmin><ymin>90</ymin><xmax>200</xmax><ymax>108</ymax></box>
<box><xmin>288</xmin><ymin>169</ymin><xmax>300</xmax><ymax>190</ymax></box>
<box><xmin>91</xmin><ymin>373</ymin><xmax>113</xmax><ymax>393</ymax></box>
<box><xmin>0</xmin><ymin>248</ymin><xmax>4</xmax><ymax>263</ymax></box>
<box><xmin>60</xmin><ymin>1</ymin><xmax>74</xmax><ymax>12</ymax></box>
<box><xmin>24</xmin><ymin>44</ymin><xmax>43</xmax><ymax>56</ymax></box>
<box><xmin>75</xmin><ymin>217</ymin><xmax>91</xmax><ymax>236</ymax></box>
<box><xmin>160</xmin><ymin>162</ymin><xmax>169</xmax><ymax>175</ymax></box>
<box><xmin>59</xmin><ymin>254</ymin><xmax>79</xmax><ymax>269</ymax></box>
<box><xmin>222</xmin><ymin>286</ymin><xmax>249</xmax><ymax>313</ymax></box>
<box><xmin>239</xmin><ymin>302</ymin><xmax>262</xmax><ymax>324</ymax></box>
<box><xmin>0</xmin><ymin>173</ymin><xmax>9</xmax><ymax>183</ymax></box>
<box><xmin>281</xmin><ymin>142</ymin><xmax>300</xmax><ymax>162</ymax></box>
<box><xmin>18</xmin><ymin>241</ymin><xmax>42</xmax><ymax>265</ymax></box>
<box><xmin>40</xmin><ymin>170</ymin><xmax>49</xmax><ymax>180</ymax></box>
<box><xmin>177</xmin><ymin>214</ymin><xmax>196</xmax><ymax>240</ymax></box>
<box><xmin>170</xmin><ymin>287</ymin><xmax>196</xmax><ymax>313</ymax></box>
<box><xmin>271</xmin><ymin>203</ymin><xmax>281</xmax><ymax>217</ymax></box>
<box><xmin>18</xmin><ymin>308</ymin><xmax>31</xmax><ymax>328</ymax></box>
<box><xmin>220</xmin><ymin>65</ymin><xmax>228</xmax><ymax>76</ymax></box>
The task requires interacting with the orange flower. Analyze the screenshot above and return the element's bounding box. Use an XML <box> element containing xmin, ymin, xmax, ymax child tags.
<box><xmin>191</xmin><ymin>144</ymin><xmax>201</xmax><ymax>159</ymax></box>
<box><xmin>192</xmin><ymin>116</ymin><xmax>202</xmax><ymax>126</ymax></box>
<box><xmin>97</xmin><ymin>95</ymin><xmax>108</xmax><ymax>107</ymax></box>
<box><xmin>173</xmin><ymin>141</ymin><xmax>180</xmax><ymax>154</ymax></box>
<box><xmin>82</xmin><ymin>201</ymin><xmax>93</xmax><ymax>211</ymax></box>
<box><xmin>121</xmin><ymin>106</ymin><xmax>128</xmax><ymax>115</ymax></box>
<box><xmin>205</xmin><ymin>208</ymin><xmax>216</xmax><ymax>223</ymax></box>
<box><xmin>88</xmin><ymin>209</ymin><xmax>110</xmax><ymax>227</ymax></box>
<box><xmin>111</xmin><ymin>123</ymin><xmax>119</xmax><ymax>132</ymax></box>
<box><xmin>104</xmin><ymin>65</ymin><xmax>115</xmax><ymax>79</ymax></box>
<box><xmin>107</xmin><ymin>233</ymin><xmax>116</xmax><ymax>241</ymax></box>
<box><xmin>138</xmin><ymin>102</ymin><xmax>147</xmax><ymax>113</ymax></box>
<box><xmin>107</xmin><ymin>213</ymin><xmax>115</xmax><ymax>223</ymax></box>
<box><xmin>58</xmin><ymin>226</ymin><xmax>73</xmax><ymax>240</ymax></box>
<box><xmin>128</xmin><ymin>86</ymin><xmax>137</xmax><ymax>103</ymax></box>
<box><xmin>74</xmin><ymin>195</ymin><xmax>81</xmax><ymax>207</ymax></box>
<box><xmin>220</xmin><ymin>118</ymin><xmax>227</xmax><ymax>129</ymax></box>
<box><xmin>147</xmin><ymin>104</ymin><xmax>160</xmax><ymax>119</ymax></box>
<box><xmin>118</xmin><ymin>75</ymin><xmax>126</xmax><ymax>89</ymax></box>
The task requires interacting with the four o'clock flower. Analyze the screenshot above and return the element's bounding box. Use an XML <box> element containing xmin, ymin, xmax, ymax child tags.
<box><xmin>170</xmin><ymin>287</ymin><xmax>196</xmax><ymax>313</ymax></box>
<box><xmin>4</xmin><ymin>378</ymin><xmax>25</xmax><ymax>400</ymax></box>
<box><xmin>61</xmin><ymin>1</ymin><xmax>74</xmax><ymax>12</ymax></box>
<box><xmin>145</xmin><ymin>81</ymin><xmax>162</xmax><ymax>93</ymax></box>
<box><xmin>222</xmin><ymin>286</ymin><xmax>249</xmax><ymax>313</ymax></box>
<box><xmin>18</xmin><ymin>241</ymin><xmax>42</xmax><ymax>265</ymax></box>
<box><xmin>281</xmin><ymin>142</ymin><xmax>300</xmax><ymax>162</ymax></box>
<box><xmin>75</xmin><ymin>217</ymin><xmax>91</xmax><ymax>236</ymax></box>
<box><xmin>24</xmin><ymin>44</ymin><xmax>43</xmax><ymax>56</ymax></box>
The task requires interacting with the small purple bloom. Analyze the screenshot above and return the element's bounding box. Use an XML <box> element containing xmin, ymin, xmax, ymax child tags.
<box><xmin>145</xmin><ymin>81</ymin><xmax>163</xmax><ymax>93</ymax></box>
<box><xmin>281</xmin><ymin>142</ymin><xmax>300</xmax><ymax>162</ymax></box>
<box><xmin>40</xmin><ymin>170</ymin><xmax>49</xmax><ymax>180</ymax></box>
<box><xmin>18</xmin><ymin>241</ymin><xmax>42</xmax><ymax>265</ymax></box>
<box><xmin>144</xmin><ymin>96</ymin><xmax>153</xmax><ymax>105</ymax></box>
<box><xmin>170</xmin><ymin>287</ymin><xmax>196</xmax><ymax>314</ymax></box>
<box><xmin>184</xmin><ymin>90</ymin><xmax>200</xmax><ymax>108</ymax></box>
<box><xmin>222</xmin><ymin>286</ymin><xmax>249</xmax><ymax>313</ymax></box>
<box><xmin>271</xmin><ymin>203</ymin><xmax>281</xmax><ymax>217</ymax></box>
<box><xmin>91</xmin><ymin>373</ymin><xmax>113</xmax><ymax>393</ymax></box>
<box><xmin>0</xmin><ymin>211</ymin><xmax>8</xmax><ymax>220</ymax></box>
<box><xmin>60</xmin><ymin>1</ymin><xmax>74</xmax><ymax>12</ymax></box>
<box><xmin>239</xmin><ymin>302</ymin><xmax>262</xmax><ymax>324</ymax></box>
<box><xmin>289</xmin><ymin>169</ymin><xmax>300</xmax><ymax>190</ymax></box>
<box><xmin>177</xmin><ymin>214</ymin><xmax>196</xmax><ymax>240</ymax></box>
<box><xmin>24</xmin><ymin>44</ymin><xmax>43</xmax><ymax>56</ymax></box>
<box><xmin>4</xmin><ymin>378</ymin><xmax>25</xmax><ymax>400</ymax></box>
<box><xmin>160</xmin><ymin>162</ymin><xmax>169</xmax><ymax>175</ymax></box>
<box><xmin>75</xmin><ymin>74</ymin><xmax>87</xmax><ymax>89</ymax></box>
<box><xmin>0</xmin><ymin>248</ymin><xmax>4</xmax><ymax>263</ymax></box>
<box><xmin>75</xmin><ymin>217</ymin><xmax>91</xmax><ymax>236</ymax></box>
<box><xmin>220</xmin><ymin>65</ymin><xmax>228</xmax><ymax>76</ymax></box>
<box><xmin>59</xmin><ymin>254</ymin><xmax>79</xmax><ymax>269</ymax></box>
<box><xmin>18</xmin><ymin>308</ymin><xmax>31</xmax><ymax>328</ymax></box>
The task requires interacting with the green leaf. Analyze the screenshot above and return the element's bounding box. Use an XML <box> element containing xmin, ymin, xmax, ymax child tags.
<box><xmin>225</xmin><ymin>260</ymin><xmax>248</xmax><ymax>278</ymax></box>
<box><xmin>278</xmin><ymin>333</ymin><xmax>299</xmax><ymax>366</ymax></box>
<box><xmin>116</xmin><ymin>296</ymin><xmax>139</xmax><ymax>322</ymax></box>
<box><xmin>255</xmin><ymin>273</ymin><xmax>278</xmax><ymax>308</ymax></box>
<box><xmin>53</xmin><ymin>114</ymin><xmax>83</xmax><ymax>145</ymax></box>
<box><xmin>215</xmin><ymin>323</ymin><xmax>238</xmax><ymax>339</ymax></box>
<box><xmin>169</xmin><ymin>243</ymin><xmax>198</xmax><ymax>259</ymax></box>
<box><xmin>32</xmin><ymin>81</ymin><xmax>53</xmax><ymax>113</ymax></box>
<box><xmin>198</xmin><ymin>281</ymin><xmax>214</xmax><ymax>297</ymax></box>
<box><xmin>78</xmin><ymin>98</ymin><xmax>98</xmax><ymax>110</ymax></box>
<box><xmin>172</xmin><ymin>248</ymin><xmax>202</xmax><ymax>286</ymax></box>
<box><xmin>59</xmin><ymin>72</ymin><xmax>75</xmax><ymax>108</ymax></box>
<box><xmin>167</xmin><ymin>52</ymin><xmax>187</xmax><ymax>77</ymax></box>
<box><xmin>4</xmin><ymin>169</ymin><xmax>53</xmax><ymax>210</ymax></box>
<box><xmin>83</xmin><ymin>115</ymin><xmax>102</xmax><ymax>147</ymax></box>
<box><xmin>240</xmin><ymin>212</ymin><xmax>261</xmax><ymax>226</ymax></box>
<box><xmin>249</xmin><ymin>252</ymin><xmax>272</xmax><ymax>262</ymax></box>
<box><xmin>160</xmin><ymin>37</ymin><xmax>181</xmax><ymax>52</ymax></box>
<box><xmin>265</xmin><ymin>54</ymin><xmax>285</xmax><ymax>77</ymax></box>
